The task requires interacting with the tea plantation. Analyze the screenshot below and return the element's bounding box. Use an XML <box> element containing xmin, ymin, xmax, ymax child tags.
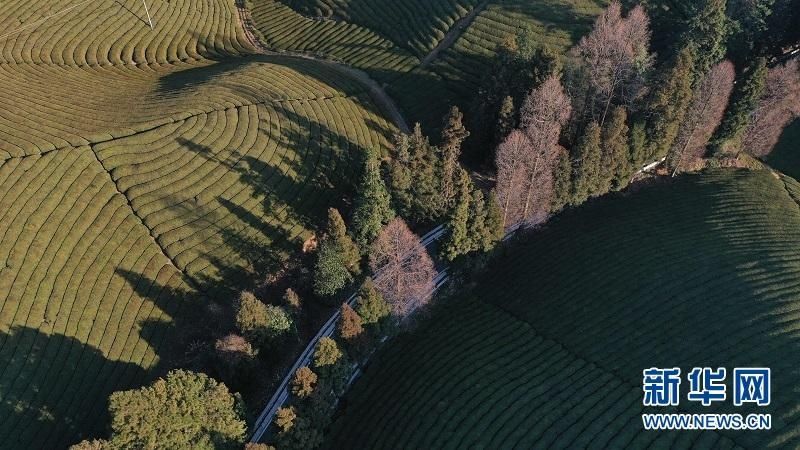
<box><xmin>327</xmin><ymin>169</ymin><xmax>800</xmax><ymax>449</ymax></box>
<box><xmin>0</xmin><ymin>0</ymin><xmax>395</xmax><ymax>447</ymax></box>
<box><xmin>250</xmin><ymin>0</ymin><xmax>606</xmax><ymax>127</ymax></box>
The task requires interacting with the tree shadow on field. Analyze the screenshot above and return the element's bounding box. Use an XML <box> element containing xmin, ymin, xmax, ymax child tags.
<box><xmin>0</xmin><ymin>326</ymin><xmax>147</xmax><ymax>449</ymax></box>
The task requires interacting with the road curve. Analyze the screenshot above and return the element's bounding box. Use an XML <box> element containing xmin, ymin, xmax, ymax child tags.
<box><xmin>234</xmin><ymin>0</ymin><xmax>411</xmax><ymax>134</ymax></box>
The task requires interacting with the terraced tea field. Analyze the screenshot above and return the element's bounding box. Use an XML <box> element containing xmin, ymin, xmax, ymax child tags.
<box><xmin>0</xmin><ymin>0</ymin><xmax>396</xmax><ymax>447</ymax></box>
<box><xmin>328</xmin><ymin>169</ymin><xmax>800</xmax><ymax>449</ymax></box>
<box><xmin>249</xmin><ymin>0</ymin><xmax>605</xmax><ymax>128</ymax></box>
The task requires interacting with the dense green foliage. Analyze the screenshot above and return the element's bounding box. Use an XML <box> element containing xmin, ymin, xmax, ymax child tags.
<box><xmin>352</xmin><ymin>148</ymin><xmax>394</xmax><ymax>247</ymax></box>
<box><xmin>387</xmin><ymin>124</ymin><xmax>447</xmax><ymax>225</ymax></box>
<box><xmin>236</xmin><ymin>292</ymin><xmax>293</xmax><ymax>349</ymax></box>
<box><xmin>646</xmin><ymin>45</ymin><xmax>696</xmax><ymax>160</ymax></box>
<box><xmin>328</xmin><ymin>169</ymin><xmax>800</xmax><ymax>448</ymax></box>
<box><xmin>354</xmin><ymin>278</ymin><xmax>391</xmax><ymax>325</ymax></box>
<box><xmin>572</xmin><ymin>122</ymin><xmax>604</xmax><ymax>204</ymax></box>
<box><xmin>107</xmin><ymin>370</ymin><xmax>246</xmax><ymax>450</ymax></box>
<box><xmin>313</xmin><ymin>240</ymin><xmax>354</xmax><ymax>297</ymax></box>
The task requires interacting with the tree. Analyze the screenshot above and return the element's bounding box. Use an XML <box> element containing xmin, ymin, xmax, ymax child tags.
<box><xmin>245</xmin><ymin>443</ymin><xmax>276</xmax><ymax>450</ymax></box>
<box><xmin>470</xmin><ymin>35</ymin><xmax>561</xmax><ymax>164</ymax></box>
<box><xmin>484</xmin><ymin>191</ymin><xmax>505</xmax><ymax>243</ymax></box>
<box><xmin>495</xmin><ymin>130</ymin><xmax>532</xmax><ymax>227</ymax></box>
<box><xmin>467</xmin><ymin>188</ymin><xmax>501</xmax><ymax>253</ymax></box>
<box><xmin>283</xmin><ymin>288</ymin><xmax>302</xmax><ymax>316</ymax></box>
<box><xmin>572</xmin><ymin>122</ymin><xmax>604</xmax><ymax>204</ymax></box>
<box><xmin>441</xmin><ymin>169</ymin><xmax>473</xmax><ymax>261</ymax></box>
<box><xmin>355</xmin><ymin>278</ymin><xmax>390</xmax><ymax>324</ymax></box>
<box><xmin>69</xmin><ymin>440</ymin><xmax>109</xmax><ymax>450</ymax></box>
<box><xmin>275</xmin><ymin>407</ymin><xmax>297</xmax><ymax>433</ymax></box>
<box><xmin>647</xmin><ymin>45</ymin><xmax>697</xmax><ymax>160</ymax></box>
<box><xmin>313</xmin><ymin>337</ymin><xmax>343</xmax><ymax>368</ymax></box>
<box><xmin>496</xmin><ymin>95</ymin><xmax>516</xmax><ymax>148</ymax></box>
<box><xmin>629</xmin><ymin>120</ymin><xmax>649</xmax><ymax>167</ymax></box>
<box><xmin>711</xmin><ymin>57</ymin><xmax>768</xmax><ymax>153</ymax></box>
<box><xmin>570</xmin><ymin>1</ymin><xmax>653</xmax><ymax>127</ymax></box>
<box><xmin>235</xmin><ymin>292</ymin><xmax>293</xmax><ymax>348</ymax></box>
<box><xmin>276</xmin><ymin>416</ymin><xmax>324</xmax><ymax>450</ymax></box>
<box><xmin>387</xmin><ymin>124</ymin><xmax>447</xmax><ymax>225</ymax></box>
<box><xmin>338</xmin><ymin>303</ymin><xmax>364</xmax><ymax>340</ymax></box>
<box><xmin>215</xmin><ymin>334</ymin><xmax>256</xmax><ymax>366</ymax></box>
<box><xmin>387</xmin><ymin>133</ymin><xmax>414</xmax><ymax>217</ymax></box>
<box><xmin>496</xmin><ymin>75</ymin><xmax>571</xmax><ymax>228</ymax></box>
<box><xmin>107</xmin><ymin>370</ymin><xmax>246</xmax><ymax>450</ymax></box>
<box><xmin>743</xmin><ymin>59</ymin><xmax>800</xmax><ymax>157</ymax></box>
<box><xmin>235</xmin><ymin>292</ymin><xmax>266</xmax><ymax>347</ymax></box>
<box><xmin>668</xmin><ymin>60</ymin><xmax>736</xmax><ymax>174</ymax></box>
<box><xmin>291</xmin><ymin>367</ymin><xmax>317</xmax><ymax>398</ymax></box>
<box><xmin>326</xmin><ymin>208</ymin><xmax>360</xmax><ymax>274</ymax></box>
<box><xmin>727</xmin><ymin>0</ymin><xmax>774</xmax><ymax>63</ymax></box>
<box><xmin>352</xmin><ymin>147</ymin><xmax>394</xmax><ymax>247</ymax></box>
<box><xmin>518</xmin><ymin>75</ymin><xmax>572</xmax><ymax>223</ymax></box>
<box><xmin>684</xmin><ymin>0</ymin><xmax>728</xmax><ymax>76</ymax></box>
<box><xmin>551</xmin><ymin>147</ymin><xmax>572</xmax><ymax>210</ymax></box>
<box><xmin>313</xmin><ymin>239</ymin><xmax>353</xmax><ymax>297</ymax></box>
<box><xmin>602</xmin><ymin>106</ymin><xmax>632</xmax><ymax>190</ymax></box>
<box><xmin>369</xmin><ymin>218</ymin><xmax>436</xmax><ymax>316</ymax></box>
<box><xmin>440</xmin><ymin>106</ymin><xmax>470</xmax><ymax>206</ymax></box>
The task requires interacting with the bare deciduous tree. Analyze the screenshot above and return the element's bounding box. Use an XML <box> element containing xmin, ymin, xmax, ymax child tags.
<box><xmin>570</xmin><ymin>1</ymin><xmax>653</xmax><ymax>126</ymax></box>
<box><xmin>743</xmin><ymin>59</ymin><xmax>800</xmax><ymax>157</ymax></box>
<box><xmin>668</xmin><ymin>60</ymin><xmax>736</xmax><ymax>174</ymax></box>
<box><xmin>369</xmin><ymin>218</ymin><xmax>436</xmax><ymax>316</ymax></box>
<box><xmin>496</xmin><ymin>75</ymin><xmax>570</xmax><ymax>227</ymax></box>
<box><xmin>495</xmin><ymin>130</ymin><xmax>532</xmax><ymax>227</ymax></box>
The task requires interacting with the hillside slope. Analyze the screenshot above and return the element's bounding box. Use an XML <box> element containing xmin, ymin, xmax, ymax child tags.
<box><xmin>328</xmin><ymin>169</ymin><xmax>800</xmax><ymax>449</ymax></box>
<box><xmin>0</xmin><ymin>1</ymin><xmax>396</xmax><ymax>447</ymax></box>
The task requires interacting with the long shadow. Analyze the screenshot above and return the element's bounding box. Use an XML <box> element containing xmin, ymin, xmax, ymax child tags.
<box><xmin>0</xmin><ymin>326</ymin><xmax>147</xmax><ymax>449</ymax></box>
<box><xmin>328</xmin><ymin>169</ymin><xmax>800</xmax><ymax>448</ymax></box>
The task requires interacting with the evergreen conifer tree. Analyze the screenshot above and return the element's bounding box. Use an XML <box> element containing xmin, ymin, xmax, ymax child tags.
<box><xmin>603</xmin><ymin>106</ymin><xmax>632</xmax><ymax>191</ymax></box>
<box><xmin>647</xmin><ymin>45</ymin><xmax>697</xmax><ymax>160</ymax></box>
<box><xmin>387</xmin><ymin>133</ymin><xmax>414</xmax><ymax>217</ymax></box>
<box><xmin>572</xmin><ymin>122</ymin><xmax>603</xmax><ymax>204</ymax></box>
<box><xmin>495</xmin><ymin>96</ymin><xmax>516</xmax><ymax>149</ymax></box>
<box><xmin>685</xmin><ymin>0</ymin><xmax>728</xmax><ymax>76</ymax></box>
<box><xmin>551</xmin><ymin>148</ymin><xmax>572</xmax><ymax>211</ymax></box>
<box><xmin>441</xmin><ymin>169</ymin><xmax>473</xmax><ymax>261</ymax></box>
<box><xmin>352</xmin><ymin>148</ymin><xmax>393</xmax><ymax>247</ymax></box>
<box><xmin>313</xmin><ymin>240</ymin><xmax>352</xmax><ymax>298</ymax></box>
<box><xmin>325</xmin><ymin>208</ymin><xmax>360</xmax><ymax>274</ymax></box>
<box><xmin>440</xmin><ymin>107</ymin><xmax>470</xmax><ymax>207</ymax></box>
<box><xmin>354</xmin><ymin>278</ymin><xmax>390</xmax><ymax>324</ymax></box>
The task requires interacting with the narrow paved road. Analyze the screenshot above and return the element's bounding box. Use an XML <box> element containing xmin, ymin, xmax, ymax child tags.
<box><xmin>234</xmin><ymin>0</ymin><xmax>411</xmax><ymax>133</ymax></box>
<box><xmin>249</xmin><ymin>225</ymin><xmax>448</xmax><ymax>443</ymax></box>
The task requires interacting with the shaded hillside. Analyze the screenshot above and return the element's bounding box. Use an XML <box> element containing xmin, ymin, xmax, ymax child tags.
<box><xmin>327</xmin><ymin>169</ymin><xmax>800</xmax><ymax>449</ymax></box>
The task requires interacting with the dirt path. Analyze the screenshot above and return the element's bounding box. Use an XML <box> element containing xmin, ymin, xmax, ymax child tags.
<box><xmin>420</xmin><ymin>0</ymin><xmax>491</xmax><ymax>67</ymax></box>
<box><xmin>234</xmin><ymin>0</ymin><xmax>410</xmax><ymax>133</ymax></box>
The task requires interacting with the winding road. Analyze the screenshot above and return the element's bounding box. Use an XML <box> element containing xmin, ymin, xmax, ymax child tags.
<box><xmin>249</xmin><ymin>225</ymin><xmax>448</xmax><ymax>443</ymax></box>
<box><xmin>234</xmin><ymin>0</ymin><xmax>411</xmax><ymax>133</ymax></box>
